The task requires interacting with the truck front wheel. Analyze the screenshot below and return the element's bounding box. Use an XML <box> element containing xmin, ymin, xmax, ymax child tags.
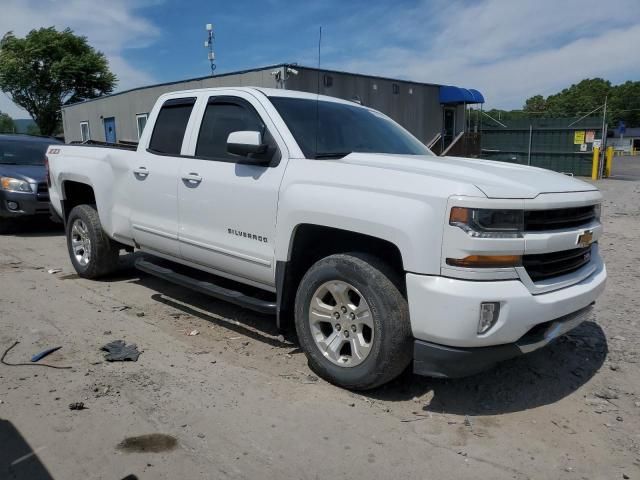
<box><xmin>294</xmin><ymin>253</ymin><xmax>412</xmax><ymax>390</ymax></box>
<box><xmin>66</xmin><ymin>205</ymin><xmax>120</xmax><ymax>279</ymax></box>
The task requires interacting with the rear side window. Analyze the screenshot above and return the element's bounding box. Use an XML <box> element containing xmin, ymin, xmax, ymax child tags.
<box><xmin>148</xmin><ymin>98</ymin><xmax>196</xmax><ymax>155</ymax></box>
<box><xmin>195</xmin><ymin>97</ymin><xmax>279</xmax><ymax>163</ymax></box>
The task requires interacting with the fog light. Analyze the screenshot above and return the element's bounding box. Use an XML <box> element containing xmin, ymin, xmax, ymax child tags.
<box><xmin>7</xmin><ymin>201</ymin><xmax>19</xmax><ymax>211</ymax></box>
<box><xmin>478</xmin><ymin>302</ymin><xmax>500</xmax><ymax>334</ymax></box>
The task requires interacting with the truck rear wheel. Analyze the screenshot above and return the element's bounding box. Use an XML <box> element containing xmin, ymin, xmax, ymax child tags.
<box><xmin>66</xmin><ymin>205</ymin><xmax>120</xmax><ymax>279</ymax></box>
<box><xmin>294</xmin><ymin>253</ymin><xmax>412</xmax><ymax>390</ymax></box>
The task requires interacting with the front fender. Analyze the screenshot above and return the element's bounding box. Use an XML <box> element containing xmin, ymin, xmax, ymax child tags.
<box><xmin>275</xmin><ymin>182</ymin><xmax>448</xmax><ymax>275</ymax></box>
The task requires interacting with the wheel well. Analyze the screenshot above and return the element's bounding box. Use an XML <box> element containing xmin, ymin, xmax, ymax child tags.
<box><xmin>277</xmin><ymin>224</ymin><xmax>404</xmax><ymax>330</ymax></box>
<box><xmin>61</xmin><ymin>181</ymin><xmax>96</xmax><ymax>220</ymax></box>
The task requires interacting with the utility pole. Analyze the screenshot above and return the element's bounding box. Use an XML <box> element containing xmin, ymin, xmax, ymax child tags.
<box><xmin>204</xmin><ymin>24</ymin><xmax>216</xmax><ymax>75</ymax></box>
<box><xmin>527</xmin><ymin>124</ymin><xmax>533</xmax><ymax>166</ymax></box>
<box><xmin>599</xmin><ymin>95</ymin><xmax>607</xmax><ymax>179</ymax></box>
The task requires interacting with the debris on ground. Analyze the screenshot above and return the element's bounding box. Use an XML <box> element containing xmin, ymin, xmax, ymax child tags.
<box><xmin>101</xmin><ymin>340</ymin><xmax>141</xmax><ymax>362</ymax></box>
<box><xmin>31</xmin><ymin>346</ymin><xmax>62</xmax><ymax>362</ymax></box>
<box><xmin>69</xmin><ymin>402</ymin><xmax>86</xmax><ymax>410</ymax></box>
<box><xmin>47</xmin><ymin>268</ymin><xmax>62</xmax><ymax>274</ymax></box>
<box><xmin>187</xmin><ymin>329</ymin><xmax>200</xmax><ymax>336</ymax></box>
<box><xmin>112</xmin><ymin>305</ymin><xmax>131</xmax><ymax>312</ymax></box>
<box><xmin>2</xmin><ymin>340</ymin><xmax>72</xmax><ymax>369</ymax></box>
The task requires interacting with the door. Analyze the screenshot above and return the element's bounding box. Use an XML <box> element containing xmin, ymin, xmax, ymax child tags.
<box><xmin>104</xmin><ymin>117</ymin><xmax>116</xmax><ymax>143</ymax></box>
<box><xmin>442</xmin><ymin>107</ymin><xmax>456</xmax><ymax>151</ymax></box>
<box><xmin>178</xmin><ymin>93</ymin><xmax>287</xmax><ymax>288</ymax></box>
<box><xmin>128</xmin><ymin>97</ymin><xmax>197</xmax><ymax>257</ymax></box>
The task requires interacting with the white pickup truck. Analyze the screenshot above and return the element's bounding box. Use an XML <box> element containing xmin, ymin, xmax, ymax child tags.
<box><xmin>47</xmin><ymin>87</ymin><xmax>606</xmax><ymax>389</ymax></box>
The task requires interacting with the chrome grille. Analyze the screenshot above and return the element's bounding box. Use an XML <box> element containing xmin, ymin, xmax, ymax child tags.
<box><xmin>523</xmin><ymin>245</ymin><xmax>592</xmax><ymax>281</ymax></box>
<box><xmin>524</xmin><ymin>205</ymin><xmax>596</xmax><ymax>232</ymax></box>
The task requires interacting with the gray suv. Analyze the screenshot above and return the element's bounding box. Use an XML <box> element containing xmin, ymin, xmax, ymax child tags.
<box><xmin>0</xmin><ymin>134</ymin><xmax>62</xmax><ymax>232</ymax></box>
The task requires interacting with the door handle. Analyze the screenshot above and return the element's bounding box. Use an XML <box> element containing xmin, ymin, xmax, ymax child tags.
<box><xmin>182</xmin><ymin>173</ymin><xmax>202</xmax><ymax>186</ymax></box>
<box><xmin>133</xmin><ymin>167</ymin><xmax>149</xmax><ymax>178</ymax></box>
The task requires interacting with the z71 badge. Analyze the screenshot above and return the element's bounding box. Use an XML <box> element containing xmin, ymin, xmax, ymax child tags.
<box><xmin>577</xmin><ymin>230</ymin><xmax>593</xmax><ymax>248</ymax></box>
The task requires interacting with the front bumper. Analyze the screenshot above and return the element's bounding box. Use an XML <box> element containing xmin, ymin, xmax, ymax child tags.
<box><xmin>0</xmin><ymin>189</ymin><xmax>51</xmax><ymax>218</ymax></box>
<box><xmin>406</xmin><ymin>254</ymin><xmax>606</xmax><ymax>348</ymax></box>
<box><xmin>406</xmin><ymin>253</ymin><xmax>606</xmax><ymax>377</ymax></box>
<box><xmin>413</xmin><ymin>303</ymin><xmax>593</xmax><ymax>377</ymax></box>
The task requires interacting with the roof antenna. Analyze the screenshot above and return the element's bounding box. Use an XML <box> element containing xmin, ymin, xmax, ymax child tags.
<box><xmin>314</xmin><ymin>26</ymin><xmax>322</xmax><ymax>159</ymax></box>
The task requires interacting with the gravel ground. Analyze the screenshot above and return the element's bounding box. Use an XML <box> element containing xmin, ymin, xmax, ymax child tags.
<box><xmin>1</xmin><ymin>158</ymin><xmax>639</xmax><ymax>480</ymax></box>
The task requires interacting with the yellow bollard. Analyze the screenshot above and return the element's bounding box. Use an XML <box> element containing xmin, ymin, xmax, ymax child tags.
<box><xmin>605</xmin><ymin>146</ymin><xmax>614</xmax><ymax>177</ymax></box>
<box><xmin>591</xmin><ymin>147</ymin><xmax>600</xmax><ymax>180</ymax></box>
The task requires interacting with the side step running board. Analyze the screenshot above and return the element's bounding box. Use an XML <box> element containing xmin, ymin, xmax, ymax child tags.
<box><xmin>135</xmin><ymin>257</ymin><xmax>277</xmax><ymax>315</ymax></box>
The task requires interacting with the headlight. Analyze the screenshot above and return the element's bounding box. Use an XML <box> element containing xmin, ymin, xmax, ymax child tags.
<box><xmin>449</xmin><ymin>207</ymin><xmax>524</xmax><ymax>238</ymax></box>
<box><xmin>1</xmin><ymin>177</ymin><xmax>32</xmax><ymax>193</ymax></box>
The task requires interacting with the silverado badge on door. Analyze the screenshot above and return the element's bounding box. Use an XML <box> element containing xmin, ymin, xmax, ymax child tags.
<box><xmin>577</xmin><ymin>230</ymin><xmax>594</xmax><ymax>248</ymax></box>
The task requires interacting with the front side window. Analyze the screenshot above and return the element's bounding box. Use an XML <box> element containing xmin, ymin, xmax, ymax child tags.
<box><xmin>80</xmin><ymin>122</ymin><xmax>90</xmax><ymax>142</ymax></box>
<box><xmin>269</xmin><ymin>97</ymin><xmax>432</xmax><ymax>159</ymax></box>
<box><xmin>148</xmin><ymin>98</ymin><xmax>195</xmax><ymax>155</ymax></box>
<box><xmin>195</xmin><ymin>97</ymin><xmax>278</xmax><ymax>163</ymax></box>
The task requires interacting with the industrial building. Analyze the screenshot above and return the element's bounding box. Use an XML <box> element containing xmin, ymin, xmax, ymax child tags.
<box><xmin>61</xmin><ymin>64</ymin><xmax>485</xmax><ymax>154</ymax></box>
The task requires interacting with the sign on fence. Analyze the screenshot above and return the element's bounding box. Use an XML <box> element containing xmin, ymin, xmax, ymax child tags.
<box><xmin>574</xmin><ymin>131</ymin><xmax>585</xmax><ymax>144</ymax></box>
<box><xmin>585</xmin><ymin>130</ymin><xmax>595</xmax><ymax>143</ymax></box>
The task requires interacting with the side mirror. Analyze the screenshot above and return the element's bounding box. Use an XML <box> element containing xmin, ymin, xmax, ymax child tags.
<box><xmin>227</xmin><ymin>131</ymin><xmax>268</xmax><ymax>157</ymax></box>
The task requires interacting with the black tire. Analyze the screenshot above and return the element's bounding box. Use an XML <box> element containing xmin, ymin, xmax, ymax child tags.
<box><xmin>66</xmin><ymin>204</ymin><xmax>120</xmax><ymax>279</ymax></box>
<box><xmin>294</xmin><ymin>253</ymin><xmax>412</xmax><ymax>390</ymax></box>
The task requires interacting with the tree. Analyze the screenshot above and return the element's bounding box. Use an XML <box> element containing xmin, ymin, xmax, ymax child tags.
<box><xmin>609</xmin><ymin>81</ymin><xmax>640</xmax><ymax>127</ymax></box>
<box><xmin>544</xmin><ymin>78</ymin><xmax>611</xmax><ymax>117</ymax></box>
<box><xmin>523</xmin><ymin>95</ymin><xmax>546</xmax><ymax>114</ymax></box>
<box><xmin>0</xmin><ymin>27</ymin><xmax>117</xmax><ymax>136</ymax></box>
<box><xmin>519</xmin><ymin>78</ymin><xmax>640</xmax><ymax>126</ymax></box>
<box><xmin>0</xmin><ymin>111</ymin><xmax>15</xmax><ymax>133</ymax></box>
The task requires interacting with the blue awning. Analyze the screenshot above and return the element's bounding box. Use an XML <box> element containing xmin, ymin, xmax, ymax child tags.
<box><xmin>439</xmin><ymin>86</ymin><xmax>485</xmax><ymax>104</ymax></box>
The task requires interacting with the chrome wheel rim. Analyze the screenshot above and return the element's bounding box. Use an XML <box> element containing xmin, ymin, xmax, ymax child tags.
<box><xmin>71</xmin><ymin>219</ymin><xmax>91</xmax><ymax>266</ymax></box>
<box><xmin>308</xmin><ymin>280</ymin><xmax>374</xmax><ymax>367</ymax></box>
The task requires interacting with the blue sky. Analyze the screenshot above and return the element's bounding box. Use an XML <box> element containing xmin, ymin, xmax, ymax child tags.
<box><xmin>2</xmin><ymin>0</ymin><xmax>639</xmax><ymax>118</ymax></box>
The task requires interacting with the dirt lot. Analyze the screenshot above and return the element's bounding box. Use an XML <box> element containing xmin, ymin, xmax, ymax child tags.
<box><xmin>1</xmin><ymin>158</ymin><xmax>639</xmax><ymax>480</ymax></box>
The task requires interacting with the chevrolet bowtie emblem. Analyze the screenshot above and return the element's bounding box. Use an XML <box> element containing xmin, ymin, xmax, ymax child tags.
<box><xmin>577</xmin><ymin>230</ymin><xmax>593</xmax><ymax>248</ymax></box>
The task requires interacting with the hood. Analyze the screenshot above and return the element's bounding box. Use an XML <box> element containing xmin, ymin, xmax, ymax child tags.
<box><xmin>0</xmin><ymin>164</ymin><xmax>46</xmax><ymax>184</ymax></box>
<box><xmin>341</xmin><ymin>153</ymin><xmax>597</xmax><ymax>199</ymax></box>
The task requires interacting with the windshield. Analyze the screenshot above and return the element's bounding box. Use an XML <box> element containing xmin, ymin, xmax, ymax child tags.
<box><xmin>0</xmin><ymin>139</ymin><xmax>53</xmax><ymax>165</ymax></box>
<box><xmin>270</xmin><ymin>97</ymin><xmax>433</xmax><ymax>159</ymax></box>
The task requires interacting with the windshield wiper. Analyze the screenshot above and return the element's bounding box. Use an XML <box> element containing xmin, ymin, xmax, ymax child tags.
<box><xmin>313</xmin><ymin>152</ymin><xmax>351</xmax><ymax>159</ymax></box>
<box><xmin>0</xmin><ymin>162</ymin><xmax>19</xmax><ymax>165</ymax></box>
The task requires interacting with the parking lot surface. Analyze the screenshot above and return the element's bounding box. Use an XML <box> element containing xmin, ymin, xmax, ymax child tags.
<box><xmin>1</xmin><ymin>158</ymin><xmax>639</xmax><ymax>479</ymax></box>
